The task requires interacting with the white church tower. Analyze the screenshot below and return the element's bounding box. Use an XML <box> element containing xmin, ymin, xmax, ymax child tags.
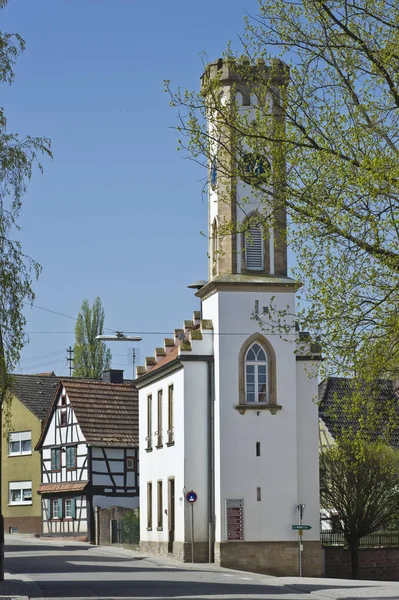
<box><xmin>137</xmin><ymin>57</ymin><xmax>323</xmax><ymax>576</ymax></box>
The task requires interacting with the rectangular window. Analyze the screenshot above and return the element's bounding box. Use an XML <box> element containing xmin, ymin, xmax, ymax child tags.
<box><xmin>61</xmin><ymin>394</ymin><xmax>67</xmax><ymax>406</ymax></box>
<box><xmin>126</xmin><ymin>456</ymin><xmax>135</xmax><ymax>471</ymax></box>
<box><xmin>147</xmin><ymin>482</ymin><xmax>153</xmax><ymax>530</ymax></box>
<box><xmin>64</xmin><ymin>498</ymin><xmax>75</xmax><ymax>519</ymax></box>
<box><xmin>9</xmin><ymin>481</ymin><xmax>32</xmax><ymax>505</ymax></box>
<box><xmin>52</xmin><ymin>498</ymin><xmax>62</xmax><ymax>519</ymax></box>
<box><xmin>8</xmin><ymin>431</ymin><xmax>32</xmax><ymax>456</ymax></box>
<box><xmin>167</xmin><ymin>385</ymin><xmax>174</xmax><ymax>445</ymax></box>
<box><xmin>65</xmin><ymin>499</ymin><xmax>72</xmax><ymax>518</ymax></box>
<box><xmin>51</xmin><ymin>448</ymin><xmax>61</xmax><ymax>471</ymax></box>
<box><xmin>257</xmin><ymin>487</ymin><xmax>262</xmax><ymax>501</ymax></box>
<box><xmin>157</xmin><ymin>480</ymin><xmax>163</xmax><ymax>530</ymax></box>
<box><xmin>256</xmin><ymin>442</ymin><xmax>261</xmax><ymax>457</ymax></box>
<box><xmin>60</xmin><ymin>410</ymin><xmax>67</xmax><ymax>426</ymax></box>
<box><xmin>66</xmin><ymin>446</ymin><xmax>76</xmax><ymax>469</ymax></box>
<box><xmin>146</xmin><ymin>395</ymin><xmax>152</xmax><ymax>450</ymax></box>
<box><xmin>156</xmin><ymin>390</ymin><xmax>163</xmax><ymax>447</ymax></box>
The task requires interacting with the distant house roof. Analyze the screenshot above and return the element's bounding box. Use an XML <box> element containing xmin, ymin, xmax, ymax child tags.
<box><xmin>8</xmin><ymin>373</ymin><xmax>61</xmax><ymax>421</ymax></box>
<box><xmin>318</xmin><ymin>377</ymin><xmax>399</xmax><ymax>447</ymax></box>
<box><xmin>37</xmin><ymin>379</ymin><xmax>138</xmax><ymax>449</ymax></box>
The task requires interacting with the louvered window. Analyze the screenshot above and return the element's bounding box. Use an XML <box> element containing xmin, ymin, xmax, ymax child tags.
<box><xmin>245</xmin><ymin>224</ymin><xmax>264</xmax><ymax>270</ymax></box>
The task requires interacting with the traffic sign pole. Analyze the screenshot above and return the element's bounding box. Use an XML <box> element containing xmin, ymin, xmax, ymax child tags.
<box><xmin>186</xmin><ymin>491</ymin><xmax>197</xmax><ymax>563</ymax></box>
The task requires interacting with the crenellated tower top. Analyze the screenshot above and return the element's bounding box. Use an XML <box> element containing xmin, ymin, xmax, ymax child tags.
<box><xmin>201</xmin><ymin>57</ymin><xmax>289</xmax><ymax>284</ymax></box>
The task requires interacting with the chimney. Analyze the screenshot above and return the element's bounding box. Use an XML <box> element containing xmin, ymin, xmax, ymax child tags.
<box><xmin>102</xmin><ymin>369</ymin><xmax>124</xmax><ymax>384</ymax></box>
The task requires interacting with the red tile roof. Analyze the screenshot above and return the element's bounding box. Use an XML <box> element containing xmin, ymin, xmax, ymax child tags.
<box><xmin>146</xmin><ymin>346</ymin><xmax>180</xmax><ymax>374</ymax></box>
<box><xmin>63</xmin><ymin>380</ymin><xmax>138</xmax><ymax>447</ymax></box>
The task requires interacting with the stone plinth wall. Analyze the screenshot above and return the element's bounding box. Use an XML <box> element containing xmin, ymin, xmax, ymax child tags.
<box><xmin>140</xmin><ymin>541</ymin><xmax>210</xmax><ymax>562</ymax></box>
<box><xmin>215</xmin><ymin>541</ymin><xmax>323</xmax><ymax>577</ymax></box>
<box><xmin>4</xmin><ymin>516</ymin><xmax>41</xmax><ymax>535</ymax></box>
<box><xmin>325</xmin><ymin>547</ymin><xmax>399</xmax><ymax>581</ymax></box>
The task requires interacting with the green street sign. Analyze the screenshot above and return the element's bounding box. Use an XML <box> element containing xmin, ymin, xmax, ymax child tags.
<box><xmin>292</xmin><ymin>525</ymin><xmax>312</xmax><ymax>530</ymax></box>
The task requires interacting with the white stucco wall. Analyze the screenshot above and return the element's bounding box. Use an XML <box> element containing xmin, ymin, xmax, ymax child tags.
<box><xmin>139</xmin><ymin>368</ymin><xmax>185</xmax><ymax>543</ymax></box>
<box><xmin>202</xmin><ymin>288</ymin><xmax>304</xmax><ymax>543</ymax></box>
<box><xmin>296</xmin><ymin>359</ymin><xmax>321</xmax><ymax>540</ymax></box>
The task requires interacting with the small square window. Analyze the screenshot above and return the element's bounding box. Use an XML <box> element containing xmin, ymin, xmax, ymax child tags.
<box><xmin>126</xmin><ymin>457</ymin><xmax>135</xmax><ymax>471</ymax></box>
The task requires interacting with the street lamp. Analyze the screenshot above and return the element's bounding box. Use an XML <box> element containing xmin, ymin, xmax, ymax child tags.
<box><xmin>96</xmin><ymin>332</ymin><xmax>142</xmax><ymax>342</ymax></box>
<box><xmin>96</xmin><ymin>332</ymin><xmax>142</xmax><ymax>378</ymax></box>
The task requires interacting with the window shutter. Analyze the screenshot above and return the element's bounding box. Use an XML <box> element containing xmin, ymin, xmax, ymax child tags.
<box><xmin>71</xmin><ymin>498</ymin><xmax>76</xmax><ymax>519</ymax></box>
<box><xmin>58</xmin><ymin>499</ymin><xmax>63</xmax><ymax>519</ymax></box>
<box><xmin>245</xmin><ymin>225</ymin><xmax>264</xmax><ymax>270</ymax></box>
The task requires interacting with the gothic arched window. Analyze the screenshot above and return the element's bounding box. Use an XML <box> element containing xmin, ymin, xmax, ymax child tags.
<box><xmin>245</xmin><ymin>342</ymin><xmax>268</xmax><ymax>403</ymax></box>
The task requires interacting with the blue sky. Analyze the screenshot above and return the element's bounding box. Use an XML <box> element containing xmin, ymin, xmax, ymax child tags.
<box><xmin>2</xmin><ymin>0</ymin><xmax>260</xmax><ymax>376</ymax></box>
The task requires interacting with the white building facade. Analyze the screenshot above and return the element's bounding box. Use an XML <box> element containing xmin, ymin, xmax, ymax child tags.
<box><xmin>137</xmin><ymin>58</ymin><xmax>322</xmax><ymax>576</ymax></box>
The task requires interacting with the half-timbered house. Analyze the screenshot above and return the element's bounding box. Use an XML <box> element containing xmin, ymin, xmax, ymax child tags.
<box><xmin>36</xmin><ymin>372</ymin><xmax>138</xmax><ymax>541</ymax></box>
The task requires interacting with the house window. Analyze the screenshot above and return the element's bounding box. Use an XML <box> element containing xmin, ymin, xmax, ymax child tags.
<box><xmin>156</xmin><ymin>390</ymin><xmax>163</xmax><ymax>447</ymax></box>
<box><xmin>245</xmin><ymin>343</ymin><xmax>268</xmax><ymax>403</ymax></box>
<box><xmin>245</xmin><ymin>224</ymin><xmax>264</xmax><ymax>270</ymax></box>
<box><xmin>126</xmin><ymin>456</ymin><xmax>136</xmax><ymax>471</ymax></box>
<box><xmin>66</xmin><ymin>446</ymin><xmax>76</xmax><ymax>469</ymax></box>
<box><xmin>51</xmin><ymin>448</ymin><xmax>61</xmax><ymax>471</ymax></box>
<box><xmin>60</xmin><ymin>410</ymin><xmax>67</xmax><ymax>426</ymax></box>
<box><xmin>146</xmin><ymin>395</ymin><xmax>152</xmax><ymax>451</ymax></box>
<box><xmin>9</xmin><ymin>481</ymin><xmax>32</xmax><ymax>505</ymax></box>
<box><xmin>8</xmin><ymin>431</ymin><xmax>32</xmax><ymax>456</ymax></box>
<box><xmin>147</xmin><ymin>482</ymin><xmax>153</xmax><ymax>530</ymax></box>
<box><xmin>52</xmin><ymin>498</ymin><xmax>62</xmax><ymax>519</ymax></box>
<box><xmin>238</xmin><ymin>334</ymin><xmax>278</xmax><ymax>410</ymax></box>
<box><xmin>157</xmin><ymin>480</ymin><xmax>163</xmax><ymax>530</ymax></box>
<box><xmin>167</xmin><ymin>385</ymin><xmax>174</xmax><ymax>445</ymax></box>
<box><xmin>61</xmin><ymin>394</ymin><xmax>67</xmax><ymax>406</ymax></box>
<box><xmin>64</xmin><ymin>498</ymin><xmax>76</xmax><ymax>519</ymax></box>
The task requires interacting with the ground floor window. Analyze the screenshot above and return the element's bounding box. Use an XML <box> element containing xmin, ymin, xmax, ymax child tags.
<box><xmin>9</xmin><ymin>481</ymin><xmax>32</xmax><ymax>505</ymax></box>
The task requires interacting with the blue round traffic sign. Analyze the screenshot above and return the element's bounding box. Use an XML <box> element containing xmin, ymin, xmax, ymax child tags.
<box><xmin>186</xmin><ymin>490</ymin><xmax>197</xmax><ymax>503</ymax></box>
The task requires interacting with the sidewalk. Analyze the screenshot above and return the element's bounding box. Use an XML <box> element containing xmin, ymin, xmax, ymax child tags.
<box><xmin>0</xmin><ymin>571</ymin><xmax>41</xmax><ymax>600</ymax></box>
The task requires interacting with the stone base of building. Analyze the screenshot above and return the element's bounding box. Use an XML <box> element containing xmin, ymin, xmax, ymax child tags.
<box><xmin>140</xmin><ymin>540</ymin><xmax>211</xmax><ymax>562</ymax></box>
<box><xmin>4</xmin><ymin>516</ymin><xmax>41</xmax><ymax>535</ymax></box>
<box><xmin>215</xmin><ymin>541</ymin><xmax>323</xmax><ymax>577</ymax></box>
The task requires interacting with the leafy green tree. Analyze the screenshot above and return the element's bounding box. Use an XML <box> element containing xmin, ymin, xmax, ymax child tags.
<box><xmin>73</xmin><ymin>297</ymin><xmax>112</xmax><ymax>379</ymax></box>
<box><xmin>168</xmin><ymin>0</ymin><xmax>399</xmax><ymax>383</ymax></box>
<box><xmin>320</xmin><ymin>440</ymin><xmax>399</xmax><ymax>579</ymax></box>
<box><xmin>0</xmin><ymin>0</ymin><xmax>51</xmax><ymax>388</ymax></box>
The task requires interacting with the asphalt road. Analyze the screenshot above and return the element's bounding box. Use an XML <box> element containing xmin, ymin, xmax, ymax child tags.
<box><xmin>4</xmin><ymin>535</ymin><xmax>399</xmax><ymax>600</ymax></box>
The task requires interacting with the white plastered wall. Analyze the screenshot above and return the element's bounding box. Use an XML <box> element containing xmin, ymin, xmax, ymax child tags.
<box><xmin>202</xmin><ymin>288</ymin><xmax>304</xmax><ymax>544</ymax></box>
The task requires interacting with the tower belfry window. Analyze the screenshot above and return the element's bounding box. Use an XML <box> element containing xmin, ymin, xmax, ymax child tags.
<box><xmin>245</xmin><ymin>224</ymin><xmax>264</xmax><ymax>270</ymax></box>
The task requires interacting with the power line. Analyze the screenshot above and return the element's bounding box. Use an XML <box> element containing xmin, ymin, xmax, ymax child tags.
<box><xmin>18</xmin><ymin>350</ymin><xmax>65</xmax><ymax>364</ymax></box>
<box><xmin>23</xmin><ymin>302</ymin><xmax>115</xmax><ymax>332</ymax></box>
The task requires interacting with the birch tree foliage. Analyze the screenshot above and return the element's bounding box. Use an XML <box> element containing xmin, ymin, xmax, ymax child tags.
<box><xmin>73</xmin><ymin>298</ymin><xmax>112</xmax><ymax>379</ymax></box>
<box><xmin>167</xmin><ymin>0</ymin><xmax>399</xmax><ymax>381</ymax></box>
<box><xmin>0</xmin><ymin>0</ymin><xmax>52</xmax><ymax>389</ymax></box>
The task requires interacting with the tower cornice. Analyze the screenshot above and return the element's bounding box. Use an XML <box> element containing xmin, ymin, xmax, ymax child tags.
<box><xmin>195</xmin><ymin>274</ymin><xmax>301</xmax><ymax>301</ymax></box>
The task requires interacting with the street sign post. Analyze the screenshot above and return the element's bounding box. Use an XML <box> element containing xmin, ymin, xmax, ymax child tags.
<box><xmin>186</xmin><ymin>491</ymin><xmax>197</xmax><ymax>562</ymax></box>
<box><xmin>292</xmin><ymin>525</ymin><xmax>312</xmax><ymax>531</ymax></box>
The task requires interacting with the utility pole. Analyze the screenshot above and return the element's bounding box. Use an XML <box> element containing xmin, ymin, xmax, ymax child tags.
<box><xmin>66</xmin><ymin>346</ymin><xmax>74</xmax><ymax>377</ymax></box>
<box><xmin>128</xmin><ymin>347</ymin><xmax>140</xmax><ymax>380</ymax></box>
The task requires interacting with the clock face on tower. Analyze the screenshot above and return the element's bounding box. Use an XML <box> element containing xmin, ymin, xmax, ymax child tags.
<box><xmin>241</xmin><ymin>153</ymin><xmax>270</xmax><ymax>185</ymax></box>
<box><xmin>210</xmin><ymin>157</ymin><xmax>217</xmax><ymax>191</ymax></box>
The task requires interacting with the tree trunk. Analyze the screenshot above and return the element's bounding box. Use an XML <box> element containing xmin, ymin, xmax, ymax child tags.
<box><xmin>349</xmin><ymin>539</ymin><xmax>360</xmax><ymax>579</ymax></box>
